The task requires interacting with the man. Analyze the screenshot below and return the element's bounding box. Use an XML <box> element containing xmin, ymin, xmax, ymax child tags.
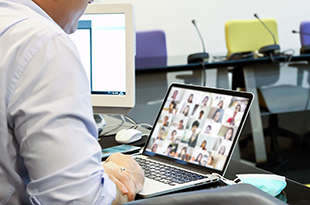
<box><xmin>188</xmin><ymin>120</ymin><xmax>200</xmax><ymax>148</ymax></box>
<box><xmin>162</xmin><ymin>116</ymin><xmax>169</xmax><ymax>126</ymax></box>
<box><xmin>177</xmin><ymin>119</ymin><xmax>184</xmax><ymax>130</ymax></box>
<box><xmin>0</xmin><ymin>0</ymin><xmax>144</xmax><ymax>204</ymax></box>
<box><xmin>156</xmin><ymin>127</ymin><xmax>165</xmax><ymax>140</ymax></box>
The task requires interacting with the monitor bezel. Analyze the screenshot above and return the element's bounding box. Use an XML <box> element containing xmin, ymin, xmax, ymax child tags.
<box><xmin>84</xmin><ymin>3</ymin><xmax>135</xmax><ymax>115</ymax></box>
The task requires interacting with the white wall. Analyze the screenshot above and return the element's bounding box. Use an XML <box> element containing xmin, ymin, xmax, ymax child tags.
<box><xmin>95</xmin><ymin>0</ymin><xmax>310</xmax><ymax>57</ymax></box>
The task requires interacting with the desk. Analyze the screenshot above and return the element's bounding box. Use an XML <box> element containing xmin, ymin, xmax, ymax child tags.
<box><xmin>129</xmin><ymin>54</ymin><xmax>310</xmax><ymax>163</ymax></box>
<box><xmin>98</xmin><ymin>114</ymin><xmax>310</xmax><ymax>205</ymax></box>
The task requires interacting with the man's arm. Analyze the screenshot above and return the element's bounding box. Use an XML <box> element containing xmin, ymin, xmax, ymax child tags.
<box><xmin>7</xmin><ymin>33</ymin><xmax>132</xmax><ymax>204</ymax></box>
<box><xmin>103</xmin><ymin>153</ymin><xmax>145</xmax><ymax>202</ymax></box>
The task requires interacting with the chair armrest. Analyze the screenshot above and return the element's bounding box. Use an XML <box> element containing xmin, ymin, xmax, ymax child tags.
<box><xmin>124</xmin><ymin>183</ymin><xmax>286</xmax><ymax>205</ymax></box>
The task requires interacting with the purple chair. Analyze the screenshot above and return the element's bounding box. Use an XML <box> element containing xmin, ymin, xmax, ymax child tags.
<box><xmin>135</xmin><ymin>30</ymin><xmax>167</xmax><ymax>70</ymax></box>
<box><xmin>299</xmin><ymin>21</ymin><xmax>310</xmax><ymax>54</ymax></box>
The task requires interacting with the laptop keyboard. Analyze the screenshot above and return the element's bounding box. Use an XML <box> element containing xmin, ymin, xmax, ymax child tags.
<box><xmin>135</xmin><ymin>157</ymin><xmax>207</xmax><ymax>186</ymax></box>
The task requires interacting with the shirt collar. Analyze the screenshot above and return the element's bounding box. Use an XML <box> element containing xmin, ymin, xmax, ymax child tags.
<box><xmin>4</xmin><ymin>0</ymin><xmax>56</xmax><ymax>24</ymax></box>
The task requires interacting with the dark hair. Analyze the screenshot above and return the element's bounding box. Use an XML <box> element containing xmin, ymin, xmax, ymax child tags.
<box><xmin>172</xmin><ymin>130</ymin><xmax>177</xmax><ymax>135</ymax></box>
<box><xmin>192</xmin><ymin>120</ymin><xmax>200</xmax><ymax>128</ymax></box>
<box><xmin>218</xmin><ymin>100</ymin><xmax>224</xmax><ymax>108</ymax></box>
<box><xmin>207</xmin><ymin>125</ymin><xmax>212</xmax><ymax>129</ymax></box>
<box><xmin>170</xmin><ymin>101</ymin><xmax>176</xmax><ymax>108</ymax></box>
<box><xmin>218</xmin><ymin>146</ymin><xmax>226</xmax><ymax>154</ymax></box>
<box><xmin>212</xmin><ymin>109</ymin><xmax>222</xmax><ymax>122</ymax></box>
<box><xmin>151</xmin><ymin>143</ymin><xmax>158</xmax><ymax>152</ymax></box>
<box><xmin>224</xmin><ymin>127</ymin><xmax>234</xmax><ymax>140</ymax></box>
<box><xmin>235</xmin><ymin>104</ymin><xmax>241</xmax><ymax>111</ymax></box>
<box><xmin>195</xmin><ymin>153</ymin><xmax>203</xmax><ymax>161</ymax></box>
<box><xmin>167</xmin><ymin>144</ymin><xmax>173</xmax><ymax>149</ymax></box>
<box><xmin>183</xmin><ymin>105</ymin><xmax>190</xmax><ymax>116</ymax></box>
<box><xmin>188</xmin><ymin>94</ymin><xmax>194</xmax><ymax>102</ymax></box>
<box><xmin>202</xmin><ymin>96</ymin><xmax>209</xmax><ymax>102</ymax></box>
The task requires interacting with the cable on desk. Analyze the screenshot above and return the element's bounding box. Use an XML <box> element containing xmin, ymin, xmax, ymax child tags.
<box><xmin>211</xmin><ymin>173</ymin><xmax>236</xmax><ymax>185</ymax></box>
<box><xmin>98</xmin><ymin>114</ymin><xmax>132</xmax><ymax>137</ymax></box>
<box><xmin>136</xmin><ymin>123</ymin><xmax>153</xmax><ymax>130</ymax></box>
<box><xmin>268</xmin><ymin>49</ymin><xmax>295</xmax><ymax>67</ymax></box>
<box><xmin>123</xmin><ymin>115</ymin><xmax>153</xmax><ymax>130</ymax></box>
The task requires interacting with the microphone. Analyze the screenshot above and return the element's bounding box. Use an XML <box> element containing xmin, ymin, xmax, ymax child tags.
<box><xmin>292</xmin><ymin>30</ymin><xmax>310</xmax><ymax>54</ymax></box>
<box><xmin>292</xmin><ymin>30</ymin><xmax>310</xmax><ymax>37</ymax></box>
<box><xmin>187</xmin><ymin>19</ymin><xmax>209</xmax><ymax>64</ymax></box>
<box><xmin>254</xmin><ymin>13</ymin><xmax>280</xmax><ymax>56</ymax></box>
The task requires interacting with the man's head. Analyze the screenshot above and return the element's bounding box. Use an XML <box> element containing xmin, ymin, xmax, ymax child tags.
<box><xmin>33</xmin><ymin>0</ymin><xmax>94</xmax><ymax>34</ymax></box>
<box><xmin>158</xmin><ymin>127</ymin><xmax>165</xmax><ymax>137</ymax></box>
<box><xmin>191</xmin><ymin>120</ymin><xmax>199</xmax><ymax>133</ymax></box>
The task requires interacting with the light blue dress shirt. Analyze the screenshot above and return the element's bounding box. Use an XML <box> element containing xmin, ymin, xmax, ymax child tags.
<box><xmin>0</xmin><ymin>0</ymin><xmax>116</xmax><ymax>204</ymax></box>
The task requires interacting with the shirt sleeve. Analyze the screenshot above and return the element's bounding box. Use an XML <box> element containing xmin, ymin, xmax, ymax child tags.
<box><xmin>7</xmin><ymin>33</ymin><xmax>116</xmax><ymax>204</ymax></box>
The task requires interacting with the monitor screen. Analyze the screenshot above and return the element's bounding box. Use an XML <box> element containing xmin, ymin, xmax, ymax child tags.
<box><xmin>69</xmin><ymin>4</ymin><xmax>135</xmax><ymax>115</ymax></box>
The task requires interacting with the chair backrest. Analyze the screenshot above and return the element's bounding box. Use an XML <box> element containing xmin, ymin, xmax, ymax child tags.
<box><xmin>135</xmin><ymin>30</ymin><xmax>167</xmax><ymax>70</ymax></box>
<box><xmin>225</xmin><ymin>18</ymin><xmax>279</xmax><ymax>56</ymax></box>
<box><xmin>299</xmin><ymin>21</ymin><xmax>310</xmax><ymax>46</ymax></box>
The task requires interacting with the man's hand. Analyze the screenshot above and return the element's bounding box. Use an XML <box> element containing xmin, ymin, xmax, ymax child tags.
<box><xmin>102</xmin><ymin>153</ymin><xmax>144</xmax><ymax>202</ymax></box>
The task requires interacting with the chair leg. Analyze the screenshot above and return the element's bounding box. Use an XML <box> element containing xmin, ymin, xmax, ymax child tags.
<box><xmin>268</xmin><ymin>114</ymin><xmax>283</xmax><ymax>163</ymax></box>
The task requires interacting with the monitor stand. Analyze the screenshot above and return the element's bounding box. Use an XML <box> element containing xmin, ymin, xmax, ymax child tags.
<box><xmin>93</xmin><ymin>114</ymin><xmax>106</xmax><ymax>136</ymax></box>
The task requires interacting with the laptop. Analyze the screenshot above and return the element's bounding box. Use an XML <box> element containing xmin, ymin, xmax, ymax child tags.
<box><xmin>134</xmin><ymin>83</ymin><xmax>254</xmax><ymax>198</ymax></box>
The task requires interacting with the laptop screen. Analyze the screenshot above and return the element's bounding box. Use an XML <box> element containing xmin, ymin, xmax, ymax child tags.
<box><xmin>144</xmin><ymin>83</ymin><xmax>253</xmax><ymax>173</ymax></box>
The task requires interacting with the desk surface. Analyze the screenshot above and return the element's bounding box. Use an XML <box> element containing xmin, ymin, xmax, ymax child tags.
<box><xmin>99</xmin><ymin>115</ymin><xmax>310</xmax><ymax>205</ymax></box>
<box><xmin>136</xmin><ymin>54</ymin><xmax>310</xmax><ymax>73</ymax></box>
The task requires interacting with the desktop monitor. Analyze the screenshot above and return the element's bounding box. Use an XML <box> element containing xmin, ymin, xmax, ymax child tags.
<box><xmin>69</xmin><ymin>3</ymin><xmax>135</xmax><ymax>115</ymax></box>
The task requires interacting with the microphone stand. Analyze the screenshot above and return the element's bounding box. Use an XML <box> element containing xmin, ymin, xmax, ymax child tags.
<box><xmin>254</xmin><ymin>14</ymin><xmax>280</xmax><ymax>56</ymax></box>
<box><xmin>187</xmin><ymin>20</ymin><xmax>209</xmax><ymax>86</ymax></box>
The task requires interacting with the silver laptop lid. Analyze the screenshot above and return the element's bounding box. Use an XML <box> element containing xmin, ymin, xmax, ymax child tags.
<box><xmin>142</xmin><ymin>83</ymin><xmax>254</xmax><ymax>176</ymax></box>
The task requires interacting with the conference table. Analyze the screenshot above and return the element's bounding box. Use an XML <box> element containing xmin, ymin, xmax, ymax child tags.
<box><xmin>98</xmin><ymin>115</ymin><xmax>310</xmax><ymax>205</ymax></box>
<box><xmin>127</xmin><ymin>53</ymin><xmax>310</xmax><ymax>164</ymax></box>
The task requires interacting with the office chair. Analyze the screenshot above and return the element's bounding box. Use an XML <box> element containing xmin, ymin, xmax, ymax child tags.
<box><xmin>124</xmin><ymin>183</ymin><xmax>286</xmax><ymax>205</ymax></box>
<box><xmin>127</xmin><ymin>30</ymin><xmax>168</xmax><ymax>124</ymax></box>
<box><xmin>135</xmin><ymin>30</ymin><xmax>167</xmax><ymax>70</ymax></box>
<box><xmin>299</xmin><ymin>21</ymin><xmax>310</xmax><ymax>54</ymax></box>
<box><xmin>225</xmin><ymin>18</ymin><xmax>306</xmax><ymax>163</ymax></box>
<box><xmin>225</xmin><ymin>18</ymin><xmax>279</xmax><ymax>57</ymax></box>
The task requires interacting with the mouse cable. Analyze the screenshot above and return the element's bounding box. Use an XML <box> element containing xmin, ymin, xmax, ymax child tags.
<box><xmin>123</xmin><ymin>115</ymin><xmax>153</xmax><ymax>130</ymax></box>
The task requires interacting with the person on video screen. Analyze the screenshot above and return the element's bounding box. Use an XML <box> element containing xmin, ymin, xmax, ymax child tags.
<box><xmin>224</xmin><ymin>127</ymin><xmax>234</xmax><ymax>141</ymax></box>
<box><xmin>157</xmin><ymin>127</ymin><xmax>165</xmax><ymax>140</ymax></box>
<box><xmin>182</xmin><ymin>105</ymin><xmax>190</xmax><ymax>117</ymax></box>
<box><xmin>188</xmin><ymin>120</ymin><xmax>200</xmax><ymax>148</ymax></box>
<box><xmin>171</xmin><ymin>90</ymin><xmax>178</xmax><ymax>100</ymax></box>
<box><xmin>187</xmin><ymin>94</ymin><xmax>194</xmax><ymax>103</ymax></box>
<box><xmin>178</xmin><ymin>147</ymin><xmax>187</xmax><ymax>161</ymax></box>
<box><xmin>227</xmin><ymin>104</ymin><xmax>241</xmax><ymax>126</ymax></box>
<box><xmin>212</xmin><ymin>109</ymin><xmax>222</xmax><ymax>123</ymax></box>
<box><xmin>201</xmin><ymin>96</ymin><xmax>209</xmax><ymax>106</ymax></box>
<box><xmin>200</xmin><ymin>140</ymin><xmax>207</xmax><ymax>151</ymax></box>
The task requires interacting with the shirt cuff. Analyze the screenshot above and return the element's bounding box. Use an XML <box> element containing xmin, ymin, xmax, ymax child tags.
<box><xmin>93</xmin><ymin>173</ymin><xmax>116</xmax><ymax>205</ymax></box>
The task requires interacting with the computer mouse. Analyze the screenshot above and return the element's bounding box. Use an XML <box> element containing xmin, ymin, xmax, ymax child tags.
<box><xmin>115</xmin><ymin>129</ymin><xmax>142</xmax><ymax>144</ymax></box>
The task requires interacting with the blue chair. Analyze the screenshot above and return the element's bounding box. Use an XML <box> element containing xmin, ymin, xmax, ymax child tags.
<box><xmin>128</xmin><ymin>30</ymin><xmax>168</xmax><ymax>124</ymax></box>
<box><xmin>135</xmin><ymin>30</ymin><xmax>167</xmax><ymax>70</ymax></box>
<box><xmin>299</xmin><ymin>21</ymin><xmax>310</xmax><ymax>54</ymax></box>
